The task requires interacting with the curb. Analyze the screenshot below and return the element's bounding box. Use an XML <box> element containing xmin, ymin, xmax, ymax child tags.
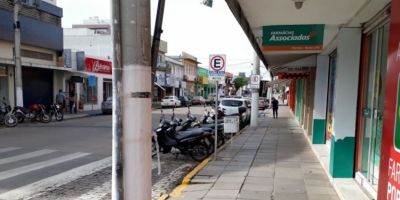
<box><xmin>158</xmin><ymin>125</ymin><xmax>249</xmax><ymax>200</ymax></box>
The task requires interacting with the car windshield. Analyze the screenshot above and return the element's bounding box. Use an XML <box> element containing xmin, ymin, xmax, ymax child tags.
<box><xmin>106</xmin><ymin>97</ymin><xmax>112</xmax><ymax>101</ymax></box>
<box><xmin>221</xmin><ymin>100</ymin><xmax>243</xmax><ymax>107</ymax></box>
<box><xmin>164</xmin><ymin>96</ymin><xmax>174</xmax><ymax>99</ymax></box>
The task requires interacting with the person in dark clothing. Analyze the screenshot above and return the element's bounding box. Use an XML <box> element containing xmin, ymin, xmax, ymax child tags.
<box><xmin>69</xmin><ymin>90</ymin><xmax>77</xmax><ymax>114</ymax></box>
<box><xmin>271</xmin><ymin>97</ymin><xmax>279</xmax><ymax>118</ymax></box>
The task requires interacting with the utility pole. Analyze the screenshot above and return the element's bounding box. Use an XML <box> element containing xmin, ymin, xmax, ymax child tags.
<box><xmin>111</xmin><ymin>0</ymin><xmax>152</xmax><ymax>199</ymax></box>
<box><xmin>250</xmin><ymin>51</ymin><xmax>260</xmax><ymax>127</ymax></box>
<box><xmin>13</xmin><ymin>0</ymin><xmax>23</xmax><ymax>107</ymax></box>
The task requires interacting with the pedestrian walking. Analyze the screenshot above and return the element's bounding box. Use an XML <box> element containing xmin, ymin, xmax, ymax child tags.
<box><xmin>69</xmin><ymin>90</ymin><xmax>77</xmax><ymax>114</ymax></box>
<box><xmin>271</xmin><ymin>97</ymin><xmax>279</xmax><ymax>118</ymax></box>
<box><xmin>55</xmin><ymin>89</ymin><xmax>66</xmax><ymax>111</ymax></box>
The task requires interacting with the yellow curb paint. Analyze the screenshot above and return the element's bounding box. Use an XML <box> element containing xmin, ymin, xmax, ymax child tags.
<box><xmin>165</xmin><ymin>127</ymin><xmax>248</xmax><ymax>199</ymax></box>
<box><xmin>157</xmin><ymin>194</ymin><xmax>169</xmax><ymax>200</ymax></box>
<box><xmin>169</xmin><ymin>157</ymin><xmax>211</xmax><ymax>197</ymax></box>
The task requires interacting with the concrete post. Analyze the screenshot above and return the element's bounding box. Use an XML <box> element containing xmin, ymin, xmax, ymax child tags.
<box><xmin>329</xmin><ymin>28</ymin><xmax>361</xmax><ymax>178</ymax></box>
<box><xmin>111</xmin><ymin>0</ymin><xmax>152</xmax><ymax>199</ymax></box>
<box><xmin>312</xmin><ymin>55</ymin><xmax>329</xmax><ymax>144</ymax></box>
<box><xmin>251</xmin><ymin>52</ymin><xmax>260</xmax><ymax>127</ymax></box>
<box><xmin>13</xmin><ymin>1</ymin><xmax>23</xmax><ymax>107</ymax></box>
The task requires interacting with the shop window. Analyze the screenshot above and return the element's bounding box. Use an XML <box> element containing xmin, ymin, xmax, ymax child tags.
<box><xmin>86</xmin><ymin>76</ymin><xmax>98</xmax><ymax>103</ymax></box>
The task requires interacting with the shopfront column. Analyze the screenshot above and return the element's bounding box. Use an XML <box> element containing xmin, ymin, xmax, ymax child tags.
<box><xmin>312</xmin><ymin>55</ymin><xmax>329</xmax><ymax>144</ymax></box>
<box><xmin>329</xmin><ymin>27</ymin><xmax>361</xmax><ymax>178</ymax></box>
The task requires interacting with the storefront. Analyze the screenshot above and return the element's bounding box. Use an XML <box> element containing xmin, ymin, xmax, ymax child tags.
<box><xmin>355</xmin><ymin>12</ymin><xmax>390</xmax><ymax>195</ymax></box>
<box><xmin>80</xmin><ymin>57</ymin><xmax>112</xmax><ymax>111</ymax></box>
<box><xmin>0</xmin><ymin>66</ymin><xmax>9</xmax><ymax>103</ymax></box>
<box><xmin>22</xmin><ymin>67</ymin><xmax>54</xmax><ymax>107</ymax></box>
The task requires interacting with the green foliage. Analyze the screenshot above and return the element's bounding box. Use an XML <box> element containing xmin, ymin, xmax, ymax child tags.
<box><xmin>233</xmin><ymin>76</ymin><xmax>248</xmax><ymax>92</ymax></box>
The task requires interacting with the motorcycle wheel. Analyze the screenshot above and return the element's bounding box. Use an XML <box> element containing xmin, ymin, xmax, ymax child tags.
<box><xmin>40</xmin><ymin>114</ymin><xmax>51</xmax><ymax>123</ymax></box>
<box><xmin>189</xmin><ymin>143</ymin><xmax>210</xmax><ymax>162</ymax></box>
<box><xmin>4</xmin><ymin>114</ymin><xmax>18</xmax><ymax>127</ymax></box>
<box><xmin>55</xmin><ymin>111</ymin><xmax>64</xmax><ymax>121</ymax></box>
<box><xmin>152</xmin><ymin>140</ymin><xmax>157</xmax><ymax>157</ymax></box>
<box><xmin>15</xmin><ymin>113</ymin><xmax>24</xmax><ymax>123</ymax></box>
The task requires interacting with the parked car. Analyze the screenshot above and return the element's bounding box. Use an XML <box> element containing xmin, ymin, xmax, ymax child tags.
<box><xmin>218</xmin><ymin>98</ymin><xmax>251</xmax><ymax>126</ymax></box>
<box><xmin>101</xmin><ymin>97</ymin><xmax>112</xmax><ymax>114</ymax></box>
<box><xmin>161</xmin><ymin>96</ymin><xmax>181</xmax><ymax>107</ymax></box>
<box><xmin>259</xmin><ymin>99</ymin><xmax>267</xmax><ymax>110</ymax></box>
<box><xmin>192</xmin><ymin>96</ymin><xmax>206</xmax><ymax>105</ymax></box>
<box><xmin>178</xmin><ymin>96</ymin><xmax>192</xmax><ymax>107</ymax></box>
<box><xmin>207</xmin><ymin>94</ymin><xmax>225</xmax><ymax>105</ymax></box>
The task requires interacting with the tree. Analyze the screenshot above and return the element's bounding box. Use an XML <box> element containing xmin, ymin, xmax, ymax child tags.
<box><xmin>233</xmin><ymin>76</ymin><xmax>248</xmax><ymax>94</ymax></box>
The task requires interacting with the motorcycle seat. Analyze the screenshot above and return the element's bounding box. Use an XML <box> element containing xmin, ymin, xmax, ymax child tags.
<box><xmin>201</xmin><ymin>123</ymin><xmax>223</xmax><ymax>129</ymax></box>
<box><xmin>175</xmin><ymin>129</ymin><xmax>205</xmax><ymax>140</ymax></box>
<box><xmin>16</xmin><ymin>107</ymin><xmax>29</xmax><ymax>113</ymax></box>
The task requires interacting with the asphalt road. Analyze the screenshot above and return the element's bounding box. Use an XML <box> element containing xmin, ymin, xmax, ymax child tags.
<box><xmin>0</xmin><ymin>106</ymin><xmax>210</xmax><ymax>200</ymax></box>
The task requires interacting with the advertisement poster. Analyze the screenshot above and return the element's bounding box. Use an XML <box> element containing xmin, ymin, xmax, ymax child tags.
<box><xmin>263</xmin><ymin>24</ymin><xmax>325</xmax><ymax>51</ymax></box>
<box><xmin>85</xmin><ymin>57</ymin><xmax>112</xmax><ymax>75</ymax></box>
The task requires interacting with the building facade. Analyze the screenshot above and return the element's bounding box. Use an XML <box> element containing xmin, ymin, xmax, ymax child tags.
<box><xmin>0</xmin><ymin>1</ymin><xmax>63</xmax><ymax>107</ymax></box>
<box><xmin>238</xmin><ymin>1</ymin><xmax>400</xmax><ymax>199</ymax></box>
<box><xmin>181</xmin><ymin>52</ymin><xmax>198</xmax><ymax>96</ymax></box>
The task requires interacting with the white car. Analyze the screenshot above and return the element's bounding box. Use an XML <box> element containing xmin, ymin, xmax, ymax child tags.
<box><xmin>219</xmin><ymin>98</ymin><xmax>248</xmax><ymax>115</ymax></box>
<box><xmin>161</xmin><ymin>96</ymin><xmax>181</xmax><ymax>107</ymax></box>
<box><xmin>219</xmin><ymin>98</ymin><xmax>251</xmax><ymax>126</ymax></box>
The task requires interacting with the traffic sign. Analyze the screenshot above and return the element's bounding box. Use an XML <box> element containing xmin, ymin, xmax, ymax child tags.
<box><xmin>250</xmin><ymin>75</ymin><xmax>260</xmax><ymax>89</ymax></box>
<box><xmin>209</xmin><ymin>54</ymin><xmax>226</xmax><ymax>80</ymax></box>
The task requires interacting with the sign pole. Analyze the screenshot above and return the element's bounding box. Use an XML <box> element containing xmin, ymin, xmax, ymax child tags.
<box><xmin>214</xmin><ymin>81</ymin><xmax>218</xmax><ymax>161</ymax></box>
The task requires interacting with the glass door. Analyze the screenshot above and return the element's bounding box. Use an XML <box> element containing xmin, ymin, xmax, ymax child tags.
<box><xmin>360</xmin><ymin>22</ymin><xmax>389</xmax><ymax>187</ymax></box>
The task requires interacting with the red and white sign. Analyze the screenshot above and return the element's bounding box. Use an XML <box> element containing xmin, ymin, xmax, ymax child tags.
<box><xmin>85</xmin><ymin>57</ymin><xmax>112</xmax><ymax>75</ymax></box>
<box><xmin>209</xmin><ymin>54</ymin><xmax>226</xmax><ymax>81</ymax></box>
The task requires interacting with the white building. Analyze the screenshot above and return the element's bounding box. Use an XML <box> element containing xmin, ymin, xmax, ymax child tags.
<box><xmin>63</xmin><ymin>17</ymin><xmax>113</xmax><ymax>111</ymax></box>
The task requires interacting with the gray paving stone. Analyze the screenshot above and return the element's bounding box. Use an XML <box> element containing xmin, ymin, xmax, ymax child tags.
<box><xmin>306</xmin><ymin>186</ymin><xmax>337</xmax><ymax>195</ymax></box>
<box><xmin>308</xmin><ymin>194</ymin><xmax>340</xmax><ymax>200</ymax></box>
<box><xmin>184</xmin><ymin>183</ymin><xmax>213</xmax><ymax>192</ymax></box>
<box><xmin>205</xmin><ymin>189</ymin><xmax>239</xmax><ymax>199</ymax></box>
<box><xmin>238</xmin><ymin>190</ymin><xmax>271</xmax><ymax>200</ymax></box>
<box><xmin>273</xmin><ymin>192</ymin><xmax>308</xmax><ymax>200</ymax></box>
<box><xmin>212</xmin><ymin>182</ymin><xmax>243</xmax><ymax>190</ymax></box>
<box><xmin>217</xmin><ymin>176</ymin><xmax>246</xmax><ymax>183</ymax></box>
<box><xmin>241</xmin><ymin>183</ymin><xmax>273</xmax><ymax>192</ymax></box>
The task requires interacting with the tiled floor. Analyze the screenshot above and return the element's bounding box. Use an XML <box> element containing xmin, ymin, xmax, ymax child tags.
<box><xmin>169</xmin><ymin>107</ymin><xmax>340</xmax><ymax>200</ymax></box>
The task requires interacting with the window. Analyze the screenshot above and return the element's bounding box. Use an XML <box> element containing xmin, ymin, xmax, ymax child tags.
<box><xmin>221</xmin><ymin>100</ymin><xmax>243</xmax><ymax>107</ymax></box>
<box><xmin>21</xmin><ymin>49</ymin><xmax>54</xmax><ymax>61</ymax></box>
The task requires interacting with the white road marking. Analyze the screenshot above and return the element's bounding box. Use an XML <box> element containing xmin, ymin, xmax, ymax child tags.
<box><xmin>75</xmin><ymin>181</ymin><xmax>111</xmax><ymax>200</ymax></box>
<box><xmin>0</xmin><ymin>157</ymin><xmax>111</xmax><ymax>200</ymax></box>
<box><xmin>0</xmin><ymin>149</ymin><xmax>57</xmax><ymax>165</ymax></box>
<box><xmin>0</xmin><ymin>152</ymin><xmax>90</xmax><ymax>182</ymax></box>
<box><xmin>0</xmin><ymin>147</ymin><xmax>21</xmax><ymax>154</ymax></box>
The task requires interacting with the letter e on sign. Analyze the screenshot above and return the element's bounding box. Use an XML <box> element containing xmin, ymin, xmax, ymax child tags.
<box><xmin>209</xmin><ymin>55</ymin><xmax>226</xmax><ymax>72</ymax></box>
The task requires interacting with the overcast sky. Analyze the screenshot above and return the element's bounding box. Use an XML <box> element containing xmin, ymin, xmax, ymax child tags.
<box><xmin>57</xmin><ymin>0</ymin><xmax>269</xmax><ymax>77</ymax></box>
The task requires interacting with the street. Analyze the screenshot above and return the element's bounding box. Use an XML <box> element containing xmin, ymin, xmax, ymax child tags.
<box><xmin>0</xmin><ymin>106</ymin><xmax>210</xmax><ymax>200</ymax></box>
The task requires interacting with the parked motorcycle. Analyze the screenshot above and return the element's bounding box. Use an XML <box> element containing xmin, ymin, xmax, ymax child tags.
<box><xmin>13</xmin><ymin>104</ymin><xmax>51</xmax><ymax>123</ymax></box>
<box><xmin>179</xmin><ymin>107</ymin><xmax>225</xmax><ymax>148</ymax></box>
<box><xmin>152</xmin><ymin>110</ymin><xmax>213</xmax><ymax>161</ymax></box>
<box><xmin>0</xmin><ymin>98</ymin><xmax>18</xmax><ymax>127</ymax></box>
<box><xmin>49</xmin><ymin>104</ymin><xmax>64</xmax><ymax>121</ymax></box>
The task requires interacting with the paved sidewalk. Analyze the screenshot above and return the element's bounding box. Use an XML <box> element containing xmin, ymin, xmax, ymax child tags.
<box><xmin>169</xmin><ymin>107</ymin><xmax>340</xmax><ymax>200</ymax></box>
<box><xmin>63</xmin><ymin>110</ymin><xmax>102</xmax><ymax>120</ymax></box>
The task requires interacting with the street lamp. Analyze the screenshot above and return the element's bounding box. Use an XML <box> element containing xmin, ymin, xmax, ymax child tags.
<box><xmin>9</xmin><ymin>0</ymin><xmax>41</xmax><ymax>107</ymax></box>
